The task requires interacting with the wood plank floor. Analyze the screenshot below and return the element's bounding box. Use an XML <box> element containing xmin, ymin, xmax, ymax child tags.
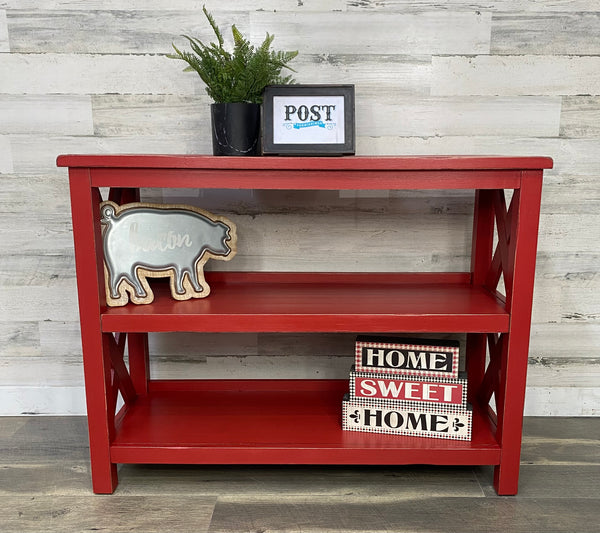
<box><xmin>0</xmin><ymin>416</ymin><xmax>598</xmax><ymax>532</ymax></box>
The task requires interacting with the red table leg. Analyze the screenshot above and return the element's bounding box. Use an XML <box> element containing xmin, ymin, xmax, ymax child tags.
<box><xmin>493</xmin><ymin>171</ymin><xmax>543</xmax><ymax>495</ymax></box>
<box><xmin>69</xmin><ymin>170</ymin><xmax>118</xmax><ymax>493</ymax></box>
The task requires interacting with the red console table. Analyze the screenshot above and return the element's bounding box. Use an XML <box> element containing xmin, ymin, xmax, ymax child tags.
<box><xmin>57</xmin><ymin>154</ymin><xmax>553</xmax><ymax>495</ymax></box>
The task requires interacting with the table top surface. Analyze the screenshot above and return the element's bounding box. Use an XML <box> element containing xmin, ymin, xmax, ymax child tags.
<box><xmin>57</xmin><ymin>154</ymin><xmax>554</xmax><ymax>170</ymax></box>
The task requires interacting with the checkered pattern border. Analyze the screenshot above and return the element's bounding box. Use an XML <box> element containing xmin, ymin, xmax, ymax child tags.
<box><xmin>349</xmin><ymin>367</ymin><xmax>468</xmax><ymax>409</ymax></box>
<box><xmin>355</xmin><ymin>337</ymin><xmax>460</xmax><ymax>379</ymax></box>
<box><xmin>343</xmin><ymin>391</ymin><xmax>471</xmax><ymax>413</ymax></box>
<box><xmin>342</xmin><ymin>395</ymin><xmax>472</xmax><ymax>441</ymax></box>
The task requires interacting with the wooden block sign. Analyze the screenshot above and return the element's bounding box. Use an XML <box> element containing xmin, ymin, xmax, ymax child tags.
<box><xmin>100</xmin><ymin>201</ymin><xmax>237</xmax><ymax>306</ymax></box>
<box><xmin>342</xmin><ymin>395</ymin><xmax>472</xmax><ymax>441</ymax></box>
<box><xmin>355</xmin><ymin>336</ymin><xmax>460</xmax><ymax>379</ymax></box>
<box><xmin>349</xmin><ymin>366</ymin><xmax>468</xmax><ymax>408</ymax></box>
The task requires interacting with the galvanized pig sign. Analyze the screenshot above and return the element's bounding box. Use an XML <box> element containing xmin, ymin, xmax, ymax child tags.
<box><xmin>100</xmin><ymin>201</ymin><xmax>237</xmax><ymax>306</ymax></box>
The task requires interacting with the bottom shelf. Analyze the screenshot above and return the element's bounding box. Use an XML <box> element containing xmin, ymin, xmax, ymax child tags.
<box><xmin>111</xmin><ymin>379</ymin><xmax>500</xmax><ymax>466</ymax></box>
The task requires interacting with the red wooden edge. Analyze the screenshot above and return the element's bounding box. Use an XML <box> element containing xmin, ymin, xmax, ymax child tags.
<box><xmin>57</xmin><ymin>154</ymin><xmax>554</xmax><ymax>171</ymax></box>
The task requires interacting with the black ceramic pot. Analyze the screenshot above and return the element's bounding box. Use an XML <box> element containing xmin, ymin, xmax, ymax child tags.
<box><xmin>210</xmin><ymin>102</ymin><xmax>261</xmax><ymax>156</ymax></box>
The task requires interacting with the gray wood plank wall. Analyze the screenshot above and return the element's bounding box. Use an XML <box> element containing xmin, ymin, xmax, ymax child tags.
<box><xmin>0</xmin><ymin>1</ymin><xmax>598</xmax><ymax>416</ymax></box>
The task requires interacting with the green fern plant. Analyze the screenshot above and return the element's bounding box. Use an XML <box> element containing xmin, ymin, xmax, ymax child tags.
<box><xmin>168</xmin><ymin>6</ymin><xmax>298</xmax><ymax>104</ymax></box>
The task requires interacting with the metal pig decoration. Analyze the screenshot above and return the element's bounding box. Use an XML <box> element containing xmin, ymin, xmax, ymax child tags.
<box><xmin>100</xmin><ymin>201</ymin><xmax>237</xmax><ymax>306</ymax></box>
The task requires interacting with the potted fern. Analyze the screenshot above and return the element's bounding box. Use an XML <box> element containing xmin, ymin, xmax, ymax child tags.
<box><xmin>169</xmin><ymin>7</ymin><xmax>298</xmax><ymax>155</ymax></box>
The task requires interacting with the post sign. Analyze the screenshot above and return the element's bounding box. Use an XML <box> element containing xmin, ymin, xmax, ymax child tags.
<box><xmin>100</xmin><ymin>201</ymin><xmax>237</xmax><ymax>306</ymax></box>
<box><xmin>262</xmin><ymin>84</ymin><xmax>355</xmax><ymax>155</ymax></box>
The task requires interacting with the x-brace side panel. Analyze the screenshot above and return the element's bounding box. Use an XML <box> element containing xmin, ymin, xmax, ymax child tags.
<box><xmin>105</xmin><ymin>332</ymin><xmax>137</xmax><ymax>424</ymax></box>
<box><xmin>477</xmin><ymin>189</ymin><xmax>519</xmax><ymax>424</ymax></box>
<box><xmin>485</xmin><ymin>189</ymin><xmax>520</xmax><ymax>309</ymax></box>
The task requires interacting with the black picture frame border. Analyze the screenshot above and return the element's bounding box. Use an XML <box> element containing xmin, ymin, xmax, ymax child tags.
<box><xmin>262</xmin><ymin>84</ymin><xmax>355</xmax><ymax>156</ymax></box>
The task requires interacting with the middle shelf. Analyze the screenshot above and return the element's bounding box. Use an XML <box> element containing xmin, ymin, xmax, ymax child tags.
<box><xmin>101</xmin><ymin>272</ymin><xmax>508</xmax><ymax>333</ymax></box>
